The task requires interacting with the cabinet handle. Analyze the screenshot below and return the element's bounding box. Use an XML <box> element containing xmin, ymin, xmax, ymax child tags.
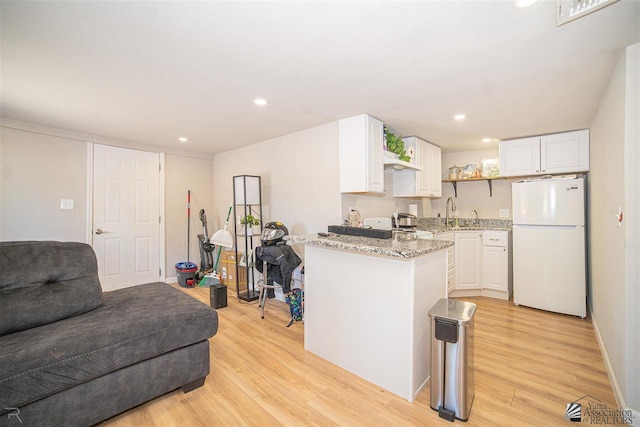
<box><xmin>503</xmin><ymin>248</ymin><xmax>506</xmax><ymax>252</ymax></box>
<box><xmin>490</xmin><ymin>238</ymin><xmax>499</xmax><ymax>241</ymax></box>
<box><xmin>536</xmin><ymin>170</ymin><xmax>540</xmax><ymax>173</ymax></box>
<box><xmin>541</xmin><ymin>170</ymin><xmax>545</xmax><ymax>172</ymax></box>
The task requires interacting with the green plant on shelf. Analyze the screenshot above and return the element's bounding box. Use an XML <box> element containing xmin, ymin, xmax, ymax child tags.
<box><xmin>240</xmin><ymin>215</ymin><xmax>260</xmax><ymax>227</ymax></box>
<box><xmin>385</xmin><ymin>130</ymin><xmax>411</xmax><ymax>162</ymax></box>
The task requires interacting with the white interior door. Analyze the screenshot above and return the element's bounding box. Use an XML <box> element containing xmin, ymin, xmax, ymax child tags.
<box><xmin>93</xmin><ymin>144</ymin><xmax>160</xmax><ymax>291</ymax></box>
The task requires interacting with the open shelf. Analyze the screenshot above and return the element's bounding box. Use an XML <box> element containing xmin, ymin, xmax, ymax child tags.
<box><xmin>233</xmin><ymin>175</ymin><xmax>262</xmax><ymax>302</ymax></box>
<box><xmin>382</xmin><ymin>151</ymin><xmax>422</xmax><ymax>171</ymax></box>
<box><xmin>383</xmin><ymin>157</ymin><xmax>422</xmax><ymax>171</ymax></box>
<box><xmin>442</xmin><ymin>172</ymin><xmax>588</xmax><ymax>198</ymax></box>
<box><xmin>441</xmin><ymin>177</ymin><xmax>505</xmax><ymax>198</ymax></box>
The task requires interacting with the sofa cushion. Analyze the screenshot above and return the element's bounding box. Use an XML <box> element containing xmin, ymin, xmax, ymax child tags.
<box><xmin>0</xmin><ymin>241</ymin><xmax>103</xmax><ymax>336</ymax></box>
<box><xmin>0</xmin><ymin>282</ymin><xmax>218</xmax><ymax>410</ymax></box>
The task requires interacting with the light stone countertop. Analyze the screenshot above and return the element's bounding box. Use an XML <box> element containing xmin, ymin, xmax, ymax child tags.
<box><xmin>286</xmin><ymin>233</ymin><xmax>454</xmax><ymax>259</ymax></box>
<box><xmin>418</xmin><ymin>218</ymin><xmax>512</xmax><ymax>235</ymax></box>
<box><xmin>427</xmin><ymin>225</ymin><xmax>511</xmax><ymax>237</ymax></box>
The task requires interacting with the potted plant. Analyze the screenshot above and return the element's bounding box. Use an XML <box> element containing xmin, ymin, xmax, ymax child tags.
<box><xmin>240</xmin><ymin>214</ymin><xmax>260</xmax><ymax>236</ymax></box>
<box><xmin>385</xmin><ymin>130</ymin><xmax>411</xmax><ymax>162</ymax></box>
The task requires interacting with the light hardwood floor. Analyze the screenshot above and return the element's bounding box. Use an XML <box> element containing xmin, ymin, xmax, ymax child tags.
<box><xmin>103</xmin><ymin>285</ymin><xmax>616</xmax><ymax>426</ymax></box>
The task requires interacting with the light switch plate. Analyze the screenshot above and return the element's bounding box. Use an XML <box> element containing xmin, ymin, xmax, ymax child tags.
<box><xmin>499</xmin><ymin>209</ymin><xmax>509</xmax><ymax>218</ymax></box>
<box><xmin>60</xmin><ymin>199</ymin><xmax>75</xmax><ymax>210</ymax></box>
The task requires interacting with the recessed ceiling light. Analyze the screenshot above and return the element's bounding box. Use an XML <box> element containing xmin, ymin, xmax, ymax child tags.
<box><xmin>178</xmin><ymin>137</ymin><xmax>188</xmax><ymax>143</ymax></box>
<box><xmin>454</xmin><ymin>114</ymin><xmax>466</xmax><ymax>121</ymax></box>
<box><xmin>515</xmin><ymin>0</ymin><xmax>539</xmax><ymax>8</ymax></box>
<box><xmin>254</xmin><ymin>98</ymin><xmax>268</xmax><ymax>106</ymax></box>
<box><xmin>482</xmin><ymin>138</ymin><xmax>492</xmax><ymax>143</ymax></box>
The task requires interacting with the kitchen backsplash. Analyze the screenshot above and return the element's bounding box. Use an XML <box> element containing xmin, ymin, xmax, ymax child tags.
<box><xmin>418</xmin><ymin>217</ymin><xmax>512</xmax><ymax>230</ymax></box>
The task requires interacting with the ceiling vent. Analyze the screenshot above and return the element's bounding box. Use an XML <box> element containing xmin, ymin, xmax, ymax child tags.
<box><xmin>557</xmin><ymin>0</ymin><xmax>620</xmax><ymax>25</ymax></box>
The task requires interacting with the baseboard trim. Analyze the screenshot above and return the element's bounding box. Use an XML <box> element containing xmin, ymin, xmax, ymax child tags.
<box><xmin>590</xmin><ymin>309</ymin><xmax>639</xmax><ymax>425</ymax></box>
<box><xmin>166</xmin><ymin>276</ymin><xmax>178</xmax><ymax>284</ymax></box>
<box><xmin>414</xmin><ymin>375</ymin><xmax>429</xmax><ymax>403</ymax></box>
<box><xmin>448</xmin><ymin>288</ymin><xmax>509</xmax><ymax>300</ymax></box>
<box><xmin>590</xmin><ymin>306</ymin><xmax>626</xmax><ymax>409</ymax></box>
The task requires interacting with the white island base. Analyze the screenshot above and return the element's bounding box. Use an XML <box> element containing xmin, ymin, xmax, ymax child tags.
<box><xmin>303</xmin><ymin>244</ymin><xmax>447</xmax><ymax>402</ymax></box>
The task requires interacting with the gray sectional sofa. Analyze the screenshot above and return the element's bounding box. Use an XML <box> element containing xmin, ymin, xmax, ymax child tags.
<box><xmin>0</xmin><ymin>241</ymin><xmax>218</xmax><ymax>426</ymax></box>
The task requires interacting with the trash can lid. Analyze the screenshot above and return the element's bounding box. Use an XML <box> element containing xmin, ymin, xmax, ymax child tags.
<box><xmin>428</xmin><ymin>298</ymin><xmax>477</xmax><ymax>324</ymax></box>
<box><xmin>175</xmin><ymin>261</ymin><xmax>198</xmax><ymax>270</ymax></box>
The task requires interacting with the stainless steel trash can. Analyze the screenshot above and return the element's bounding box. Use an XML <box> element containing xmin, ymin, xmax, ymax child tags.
<box><xmin>429</xmin><ymin>298</ymin><xmax>477</xmax><ymax>422</ymax></box>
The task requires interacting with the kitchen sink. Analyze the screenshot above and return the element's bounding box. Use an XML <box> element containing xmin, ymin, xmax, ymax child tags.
<box><xmin>438</xmin><ymin>225</ymin><xmax>477</xmax><ymax>230</ymax></box>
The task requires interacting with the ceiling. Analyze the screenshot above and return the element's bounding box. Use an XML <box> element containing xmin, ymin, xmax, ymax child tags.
<box><xmin>1</xmin><ymin>1</ymin><xmax>638</xmax><ymax>154</ymax></box>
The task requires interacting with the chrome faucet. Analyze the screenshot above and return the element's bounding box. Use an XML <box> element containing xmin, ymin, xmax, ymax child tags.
<box><xmin>445</xmin><ymin>197</ymin><xmax>456</xmax><ymax>228</ymax></box>
<box><xmin>472</xmin><ymin>209</ymin><xmax>479</xmax><ymax>225</ymax></box>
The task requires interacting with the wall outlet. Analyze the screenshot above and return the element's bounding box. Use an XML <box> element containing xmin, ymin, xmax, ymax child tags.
<box><xmin>499</xmin><ymin>209</ymin><xmax>509</xmax><ymax>218</ymax></box>
<box><xmin>60</xmin><ymin>199</ymin><xmax>74</xmax><ymax>210</ymax></box>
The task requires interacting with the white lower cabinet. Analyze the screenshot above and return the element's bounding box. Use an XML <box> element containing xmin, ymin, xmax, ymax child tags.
<box><xmin>481</xmin><ymin>231</ymin><xmax>512</xmax><ymax>300</ymax></box>
<box><xmin>482</xmin><ymin>247</ymin><xmax>508</xmax><ymax>290</ymax></box>
<box><xmin>447</xmin><ymin>230</ymin><xmax>512</xmax><ymax>300</ymax></box>
<box><xmin>453</xmin><ymin>231</ymin><xmax>482</xmax><ymax>290</ymax></box>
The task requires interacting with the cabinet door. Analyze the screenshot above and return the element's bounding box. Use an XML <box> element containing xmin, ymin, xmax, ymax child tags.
<box><xmin>454</xmin><ymin>232</ymin><xmax>482</xmax><ymax>290</ymax></box>
<box><xmin>482</xmin><ymin>246</ymin><xmax>508</xmax><ymax>292</ymax></box>
<box><xmin>499</xmin><ymin>137</ymin><xmax>541</xmax><ymax>177</ymax></box>
<box><xmin>339</xmin><ymin>114</ymin><xmax>384</xmax><ymax>193</ymax></box>
<box><xmin>415</xmin><ymin>138</ymin><xmax>429</xmax><ymax>195</ymax></box>
<box><xmin>540</xmin><ymin>129</ymin><xmax>589</xmax><ymax>174</ymax></box>
<box><xmin>427</xmin><ymin>143</ymin><xmax>441</xmax><ymax>197</ymax></box>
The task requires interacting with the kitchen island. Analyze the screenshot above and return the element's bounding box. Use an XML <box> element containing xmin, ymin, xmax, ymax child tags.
<box><xmin>286</xmin><ymin>233</ymin><xmax>452</xmax><ymax>402</ymax></box>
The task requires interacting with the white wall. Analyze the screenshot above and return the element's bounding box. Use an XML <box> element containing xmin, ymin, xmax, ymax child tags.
<box><xmin>0</xmin><ymin>127</ymin><xmax>88</xmax><ymax>241</ymax></box>
<box><xmin>212</xmin><ymin>121</ymin><xmax>342</xmax><ymax>242</ymax></box>
<box><xmin>0</xmin><ymin>121</ymin><xmax>215</xmax><ymax>283</ymax></box>
<box><xmin>341</xmin><ymin>169</ymin><xmax>412</xmax><ymax>220</ymax></box>
<box><xmin>589</xmin><ymin>43</ymin><xmax>639</xmax><ymax>414</ymax></box>
<box><xmin>164</xmin><ymin>154</ymin><xmax>214</xmax><ymax>278</ymax></box>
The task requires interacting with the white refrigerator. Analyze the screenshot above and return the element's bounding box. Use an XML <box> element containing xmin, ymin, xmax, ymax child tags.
<box><xmin>512</xmin><ymin>176</ymin><xmax>586</xmax><ymax>318</ymax></box>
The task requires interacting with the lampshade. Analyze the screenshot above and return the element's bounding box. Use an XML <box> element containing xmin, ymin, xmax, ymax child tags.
<box><xmin>233</xmin><ymin>175</ymin><xmax>261</xmax><ymax>206</ymax></box>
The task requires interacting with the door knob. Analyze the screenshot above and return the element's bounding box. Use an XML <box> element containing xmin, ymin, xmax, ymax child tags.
<box><xmin>95</xmin><ymin>228</ymin><xmax>109</xmax><ymax>235</ymax></box>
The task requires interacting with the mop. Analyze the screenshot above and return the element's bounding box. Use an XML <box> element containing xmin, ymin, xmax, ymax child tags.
<box><xmin>198</xmin><ymin>203</ymin><xmax>234</xmax><ymax>286</ymax></box>
<box><xmin>175</xmin><ymin>190</ymin><xmax>198</xmax><ymax>287</ymax></box>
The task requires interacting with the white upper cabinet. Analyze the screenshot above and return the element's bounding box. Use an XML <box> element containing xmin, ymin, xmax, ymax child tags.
<box><xmin>339</xmin><ymin>114</ymin><xmax>385</xmax><ymax>193</ymax></box>
<box><xmin>500</xmin><ymin>129</ymin><xmax>589</xmax><ymax>177</ymax></box>
<box><xmin>392</xmin><ymin>136</ymin><xmax>442</xmax><ymax>198</ymax></box>
<box><xmin>426</xmin><ymin>142</ymin><xmax>442</xmax><ymax>197</ymax></box>
<box><xmin>499</xmin><ymin>137</ymin><xmax>541</xmax><ymax>176</ymax></box>
<box><xmin>540</xmin><ymin>130</ymin><xmax>590</xmax><ymax>174</ymax></box>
